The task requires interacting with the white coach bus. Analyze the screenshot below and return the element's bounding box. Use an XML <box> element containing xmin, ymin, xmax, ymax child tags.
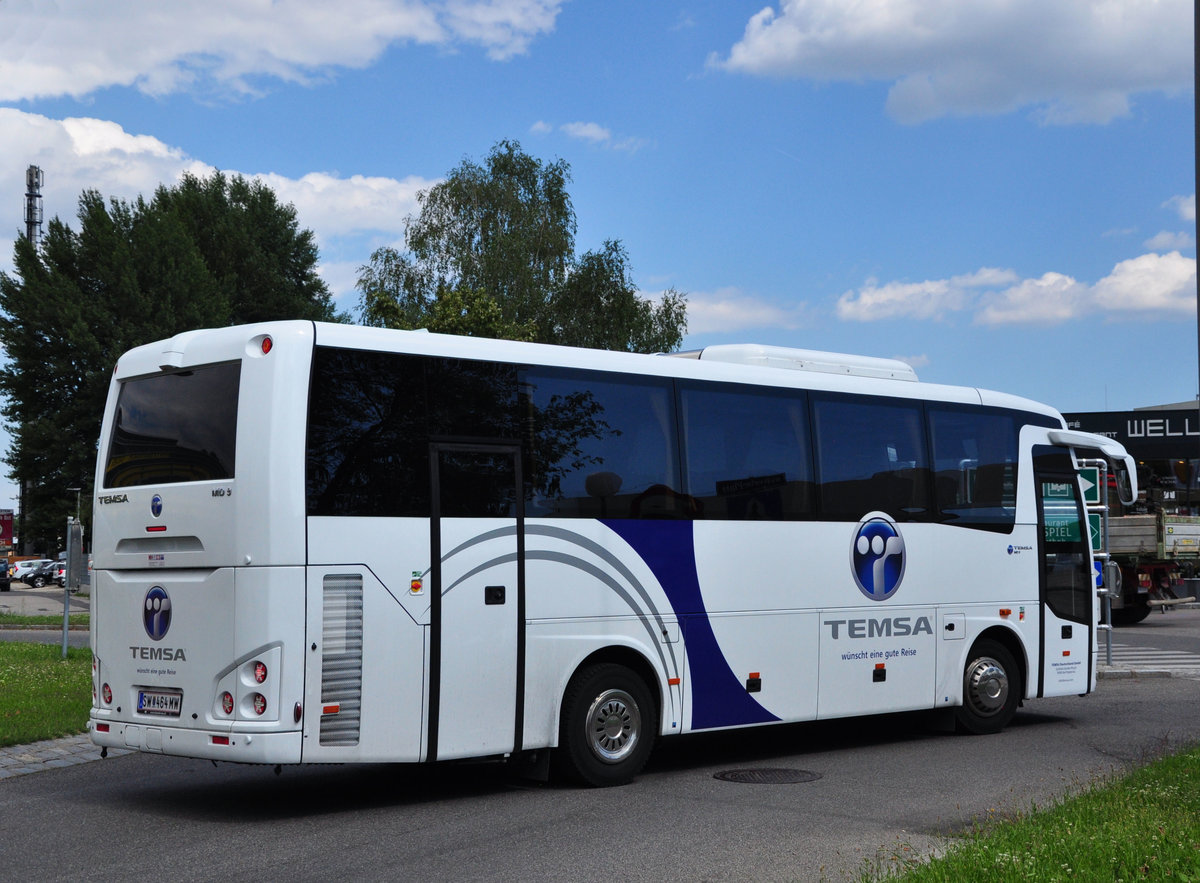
<box><xmin>88</xmin><ymin>321</ymin><xmax>1135</xmax><ymax>785</ymax></box>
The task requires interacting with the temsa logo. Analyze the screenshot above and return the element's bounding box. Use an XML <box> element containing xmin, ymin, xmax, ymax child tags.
<box><xmin>824</xmin><ymin>616</ymin><xmax>933</xmax><ymax>639</ymax></box>
<box><xmin>851</xmin><ymin>513</ymin><xmax>905</xmax><ymax>601</ymax></box>
<box><xmin>128</xmin><ymin>646</ymin><xmax>187</xmax><ymax>661</ymax></box>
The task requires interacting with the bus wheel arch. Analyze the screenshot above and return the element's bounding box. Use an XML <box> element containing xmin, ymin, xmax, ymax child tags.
<box><xmin>954</xmin><ymin>631</ymin><xmax>1023</xmax><ymax>735</ymax></box>
<box><xmin>553</xmin><ymin>650</ymin><xmax>660</xmax><ymax>787</ymax></box>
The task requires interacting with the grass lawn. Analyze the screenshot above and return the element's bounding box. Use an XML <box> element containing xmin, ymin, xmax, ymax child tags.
<box><xmin>0</xmin><ymin>641</ymin><xmax>91</xmax><ymax>747</ymax></box>
<box><xmin>0</xmin><ymin>612</ymin><xmax>89</xmax><ymax>628</ymax></box>
<box><xmin>868</xmin><ymin>744</ymin><xmax>1200</xmax><ymax>881</ymax></box>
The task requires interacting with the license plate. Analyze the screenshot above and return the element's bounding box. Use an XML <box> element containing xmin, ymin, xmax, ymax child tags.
<box><xmin>137</xmin><ymin>689</ymin><xmax>182</xmax><ymax>717</ymax></box>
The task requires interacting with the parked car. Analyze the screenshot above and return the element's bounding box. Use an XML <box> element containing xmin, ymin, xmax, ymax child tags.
<box><xmin>53</xmin><ymin>561</ymin><xmax>67</xmax><ymax>588</ymax></box>
<box><xmin>0</xmin><ymin>568</ymin><xmax>9</xmax><ymax>592</ymax></box>
<box><xmin>24</xmin><ymin>560</ymin><xmax>59</xmax><ymax>589</ymax></box>
<box><xmin>11</xmin><ymin>558</ymin><xmax>52</xmax><ymax>584</ymax></box>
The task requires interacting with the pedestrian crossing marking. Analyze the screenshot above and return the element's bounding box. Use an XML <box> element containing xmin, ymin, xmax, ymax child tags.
<box><xmin>1101</xmin><ymin>643</ymin><xmax>1200</xmax><ymax>668</ymax></box>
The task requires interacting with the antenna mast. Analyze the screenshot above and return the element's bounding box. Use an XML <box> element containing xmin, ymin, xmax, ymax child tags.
<box><xmin>24</xmin><ymin>165</ymin><xmax>44</xmax><ymax>244</ymax></box>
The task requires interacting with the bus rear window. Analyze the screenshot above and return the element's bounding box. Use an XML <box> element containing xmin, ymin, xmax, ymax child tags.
<box><xmin>103</xmin><ymin>362</ymin><xmax>240</xmax><ymax>488</ymax></box>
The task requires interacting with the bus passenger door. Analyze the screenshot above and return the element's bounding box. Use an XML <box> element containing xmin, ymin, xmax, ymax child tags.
<box><xmin>1033</xmin><ymin>446</ymin><xmax>1093</xmax><ymax>697</ymax></box>
<box><xmin>429</xmin><ymin>444</ymin><xmax>524</xmax><ymax>762</ymax></box>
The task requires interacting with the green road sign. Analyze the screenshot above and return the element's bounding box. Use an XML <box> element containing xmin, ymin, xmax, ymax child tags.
<box><xmin>1088</xmin><ymin>512</ymin><xmax>1102</xmax><ymax>552</ymax></box>
<box><xmin>1079</xmin><ymin>467</ymin><xmax>1101</xmax><ymax>505</ymax></box>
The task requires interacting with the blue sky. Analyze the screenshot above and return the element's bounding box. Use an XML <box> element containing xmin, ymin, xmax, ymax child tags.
<box><xmin>0</xmin><ymin>0</ymin><xmax>1195</xmax><ymax>516</ymax></box>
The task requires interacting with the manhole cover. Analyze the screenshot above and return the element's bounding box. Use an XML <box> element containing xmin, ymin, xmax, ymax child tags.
<box><xmin>713</xmin><ymin>768</ymin><xmax>822</xmax><ymax>785</ymax></box>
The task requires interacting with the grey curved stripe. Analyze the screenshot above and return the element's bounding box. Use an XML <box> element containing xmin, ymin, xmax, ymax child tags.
<box><xmin>444</xmin><ymin>523</ymin><xmax>678</xmax><ymax>644</ymax></box>
<box><xmin>441</xmin><ymin>548</ymin><xmax>675</xmax><ymax>683</ymax></box>
<box><xmin>439</xmin><ymin>523</ymin><xmax>682</xmax><ymax>681</ymax></box>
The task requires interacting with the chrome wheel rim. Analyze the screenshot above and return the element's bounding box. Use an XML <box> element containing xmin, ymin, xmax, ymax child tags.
<box><xmin>964</xmin><ymin>656</ymin><xmax>1009</xmax><ymax>718</ymax></box>
<box><xmin>586</xmin><ymin>688</ymin><xmax>641</xmax><ymax>764</ymax></box>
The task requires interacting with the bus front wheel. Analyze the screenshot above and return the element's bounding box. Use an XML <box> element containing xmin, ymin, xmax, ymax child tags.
<box><xmin>555</xmin><ymin>663</ymin><xmax>656</xmax><ymax>787</ymax></box>
<box><xmin>955</xmin><ymin>639</ymin><xmax>1020</xmax><ymax>735</ymax></box>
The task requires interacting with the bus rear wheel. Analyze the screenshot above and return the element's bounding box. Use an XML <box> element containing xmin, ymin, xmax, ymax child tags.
<box><xmin>555</xmin><ymin>663</ymin><xmax>656</xmax><ymax>787</ymax></box>
<box><xmin>955</xmin><ymin>639</ymin><xmax>1020</xmax><ymax>735</ymax></box>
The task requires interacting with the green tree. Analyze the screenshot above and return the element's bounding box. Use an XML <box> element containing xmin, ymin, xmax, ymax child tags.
<box><xmin>544</xmin><ymin>239</ymin><xmax>687</xmax><ymax>353</ymax></box>
<box><xmin>357</xmin><ymin>140</ymin><xmax>687</xmax><ymax>352</ymax></box>
<box><xmin>360</xmin><ymin>139</ymin><xmax>574</xmax><ymax>332</ymax></box>
<box><xmin>0</xmin><ymin>172</ymin><xmax>338</xmax><ymax>553</ymax></box>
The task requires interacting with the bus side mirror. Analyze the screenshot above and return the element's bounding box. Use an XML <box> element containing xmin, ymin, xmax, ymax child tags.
<box><xmin>1114</xmin><ymin>461</ymin><xmax>1136</xmax><ymax>506</ymax></box>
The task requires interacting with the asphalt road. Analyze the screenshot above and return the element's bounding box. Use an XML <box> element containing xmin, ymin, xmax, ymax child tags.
<box><xmin>2</xmin><ymin>673</ymin><xmax>1198</xmax><ymax>881</ymax></box>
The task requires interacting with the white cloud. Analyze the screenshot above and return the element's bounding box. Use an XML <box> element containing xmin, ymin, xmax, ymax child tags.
<box><xmin>0</xmin><ymin>109</ymin><xmax>431</xmax><ymax>306</ymax></box>
<box><xmin>685</xmin><ymin>287</ymin><xmax>813</xmax><ymax>335</ymax></box>
<box><xmin>712</xmin><ymin>0</ymin><xmax>1192</xmax><ymax>125</ymax></box>
<box><xmin>255</xmin><ymin>171</ymin><xmax>430</xmax><ymax>243</ymax></box>
<box><xmin>836</xmin><ymin>252</ymin><xmax>1197</xmax><ymax>327</ymax></box>
<box><xmin>1090</xmin><ymin>251</ymin><xmax>1196</xmax><ymax>316</ymax></box>
<box><xmin>0</xmin><ymin>0</ymin><xmax>564</xmax><ymax>102</ymax></box>
<box><xmin>893</xmin><ymin>353</ymin><xmax>929</xmax><ymax>369</ymax></box>
<box><xmin>1166</xmin><ymin>193</ymin><xmax>1197</xmax><ymax>222</ymax></box>
<box><xmin>836</xmin><ymin>267</ymin><xmax>1016</xmax><ymax>321</ymax></box>
<box><xmin>561</xmin><ymin>121</ymin><xmax>612</xmax><ymax>144</ymax></box>
<box><xmin>442</xmin><ymin>0</ymin><xmax>563</xmax><ymax>60</ymax></box>
<box><xmin>317</xmin><ymin>260</ymin><xmax>371</xmax><ymax>310</ymax></box>
<box><xmin>556</xmin><ymin>121</ymin><xmax>650</xmax><ymax>153</ymax></box>
<box><xmin>1144</xmin><ymin>231</ymin><xmax>1195</xmax><ymax>252</ymax></box>
<box><xmin>837</xmin><ymin>278</ymin><xmax>959</xmax><ymax>321</ymax></box>
<box><xmin>975</xmin><ymin>272</ymin><xmax>1087</xmax><ymax>326</ymax></box>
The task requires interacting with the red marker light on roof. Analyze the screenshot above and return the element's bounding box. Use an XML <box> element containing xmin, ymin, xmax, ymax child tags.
<box><xmin>261</xmin><ymin>336</ymin><xmax>273</xmax><ymax>355</ymax></box>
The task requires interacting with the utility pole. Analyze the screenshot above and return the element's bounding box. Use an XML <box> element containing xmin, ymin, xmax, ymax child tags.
<box><xmin>21</xmin><ymin>166</ymin><xmax>44</xmax><ymax>555</ymax></box>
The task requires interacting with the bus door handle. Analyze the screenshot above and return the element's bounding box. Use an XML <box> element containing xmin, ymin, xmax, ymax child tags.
<box><xmin>485</xmin><ymin>585</ymin><xmax>506</xmax><ymax>605</ymax></box>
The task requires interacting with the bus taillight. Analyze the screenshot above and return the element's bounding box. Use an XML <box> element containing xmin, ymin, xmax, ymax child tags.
<box><xmin>252</xmin><ymin>693</ymin><xmax>267</xmax><ymax>716</ymax></box>
<box><xmin>220</xmin><ymin>692</ymin><xmax>234</xmax><ymax>715</ymax></box>
<box><xmin>101</xmin><ymin>684</ymin><xmax>112</xmax><ymax>705</ymax></box>
<box><xmin>261</xmin><ymin>337</ymin><xmax>272</xmax><ymax>355</ymax></box>
<box><xmin>253</xmin><ymin>661</ymin><xmax>267</xmax><ymax>684</ymax></box>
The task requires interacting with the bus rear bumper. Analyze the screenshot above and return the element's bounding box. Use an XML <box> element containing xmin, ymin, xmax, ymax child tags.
<box><xmin>89</xmin><ymin>718</ymin><xmax>302</xmax><ymax>764</ymax></box>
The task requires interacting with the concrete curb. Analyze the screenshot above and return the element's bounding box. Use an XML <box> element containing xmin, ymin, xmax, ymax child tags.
<box><xmin>1098</xmin><ymin>667</ymin><xmax>1200</xmax><ymax>680</ymax></box>
<box><xmin>0</xmin><ymin>733</ymin><xmax>131</xmax><ymax>781</ymax></box>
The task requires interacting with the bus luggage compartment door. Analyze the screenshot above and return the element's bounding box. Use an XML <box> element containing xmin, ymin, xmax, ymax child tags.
<box><xmin>429</xmin><ymin>444</ymin><xmax>523</xmax><ymax>762</ymax></box>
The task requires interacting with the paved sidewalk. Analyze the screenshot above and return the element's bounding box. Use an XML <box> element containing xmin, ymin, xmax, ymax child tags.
<box><xmin>0</xmin><ymin>733</ymin><xmax>131</xmax><ymax>780</ymax></box>
<box><xmin>0</xmin><ymin>585</ymin><xmax>90</xmax><ymax>618</ymax></box>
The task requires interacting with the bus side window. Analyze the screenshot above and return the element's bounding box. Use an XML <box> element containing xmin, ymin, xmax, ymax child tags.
<box><xmin>928</xmin><ymin>407</ymin><xmax>1020</xmax><ymax>531</ymax></box>
<box><xmin>812</xmin><ymin>394</ymin><xmax>931</xmax><ymax>522</ymax></box>
<box><xmin>523</xmin><ymin>369</ymin><xmax>681</xmax><ymax>519</ymax></box>
<box><xmin>679</xmin><ymin>383</ymin><xmax>813</xmax><ymax>520</ymax></box>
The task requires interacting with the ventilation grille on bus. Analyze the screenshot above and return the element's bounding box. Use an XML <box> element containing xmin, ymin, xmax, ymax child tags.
<box><xmin>320</xmin><ymin>574</ymin><xmax>364</xmax><ymax>746</ymax></box>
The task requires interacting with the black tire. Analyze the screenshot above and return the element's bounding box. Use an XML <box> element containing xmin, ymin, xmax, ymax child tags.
<box><xmin>555</xmin><ymin>663</ymin><xmax>657</xmax><ymax>787</ymax></box>
<box><xmin>955</xmin><ymin>639</ymin><xmax>1021</xmax><ymax>735</ymax></box>
<box><xmin>1111</xmin><ymin>598</ymin><xmax>1152</xmax><ymax>626</ymax></box>
<box><xmin>30</xmin><ymin>576</ymin><xmax>45</xmax><ymax>588</ymax></box>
